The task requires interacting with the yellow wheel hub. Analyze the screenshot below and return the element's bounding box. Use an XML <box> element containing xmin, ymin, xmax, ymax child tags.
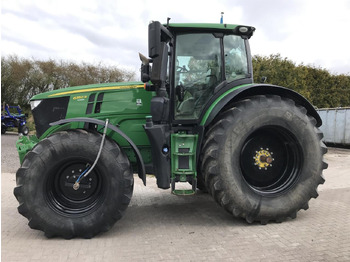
<box><xmin>253</xmin><ymin>148</ymin><xmax>274</xmax><ymax>170</ymax></box>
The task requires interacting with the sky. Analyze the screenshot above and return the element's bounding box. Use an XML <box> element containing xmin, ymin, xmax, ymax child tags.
<box><xmin>2</xmin><ymin>0</ymin><xmax>350</xmax><ymax>75</ymax></box>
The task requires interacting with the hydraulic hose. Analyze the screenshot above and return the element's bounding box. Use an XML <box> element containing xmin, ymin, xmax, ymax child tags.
<box><xmin>73</xmin><ymin>119</ymin><xmax>109</xmax><ymax>190</ymax></box>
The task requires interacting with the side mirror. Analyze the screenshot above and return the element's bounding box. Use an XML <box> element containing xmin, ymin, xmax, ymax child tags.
<box><xmin>140</xmin><ymin>64</ymin><xmax>151</xmax><ymax>82</ymax></box>
<box><xmin>148</xmin><ymin>21</ymin><xmax>172</xmax><ymax>59</ymax></box>
<box><xmin>148</xmin><ymin>21</ymin><xmax>172</xmax><ymax>93</ymax></box>
<box><xmin>150</xmin><ymin>42</ymin><xmax>168</xmax><ymax>86</ymax></box>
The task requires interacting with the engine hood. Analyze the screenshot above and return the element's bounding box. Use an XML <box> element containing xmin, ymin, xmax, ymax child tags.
<box><xmin>30</xmin><ymin>81</ymin><xmax>144</xmax><ymax>101</ymax></box>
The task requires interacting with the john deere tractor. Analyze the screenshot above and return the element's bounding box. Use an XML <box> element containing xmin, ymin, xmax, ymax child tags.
<box><xmin>14</xmin><ymin>20</ymin><xmax>327</xmax><ymax>238</ymax></box>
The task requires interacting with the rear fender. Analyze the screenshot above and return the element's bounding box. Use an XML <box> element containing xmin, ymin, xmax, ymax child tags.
<box><xmin>200</xmin><ymin>84</ymin><xmax>322</xmax><ymax>127</ymax></box>
<box><xmin>196</xmin><ymin>84</ymin><xmax>322</xmax><ymax>168</ymax></box>
<box><xmin>50</xmin><ymin>117</ymin><xmax>146</xmax><ymax>185</ymax></box>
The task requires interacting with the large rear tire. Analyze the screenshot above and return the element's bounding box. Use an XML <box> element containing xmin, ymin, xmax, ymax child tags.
<box><xmin>201</xmin><ymin>95</ymin><xmax>327</xmax><ymax>224</ymax></box>
<box><xmin>14</xmin><ymin>129</ymin><xmax>133</xmax><ymax>238</ymax></box>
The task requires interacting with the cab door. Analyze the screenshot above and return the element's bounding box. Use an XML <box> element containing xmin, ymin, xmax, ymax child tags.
<box><xmin>173</xmin><ymin>33</ymin><xmax>249</xmax><ymax>121</ymax></box>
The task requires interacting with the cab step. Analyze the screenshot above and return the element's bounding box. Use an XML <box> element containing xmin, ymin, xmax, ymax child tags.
<box><xmin>171</xmin><ymin>177</ymin><xmax>197</xmax><ymax>195</ymax></box>
<box><xmin>171</xmin><ymin>132</ymin><xmax>198</xmax><ymax>195</ymax></box>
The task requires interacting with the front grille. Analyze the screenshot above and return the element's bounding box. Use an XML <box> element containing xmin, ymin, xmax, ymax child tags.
<box><xmin>32</xmin><ymin>97</ymin><xmax>69</xmax><ymax>137</ymax></box>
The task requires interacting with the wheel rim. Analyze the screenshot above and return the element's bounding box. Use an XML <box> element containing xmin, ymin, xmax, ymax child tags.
<box><xmin>240</xmin><ymin>126</ymin><xmax>303</xmax><ymax>196</ymax></box>
<box><xmin>46</xmin><ymin>159</ymin><xmax>105</xmax><ymax>215</ymax></box>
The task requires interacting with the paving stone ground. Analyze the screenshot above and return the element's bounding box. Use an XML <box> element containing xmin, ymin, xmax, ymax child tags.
<box><xmin>2</xmin><ymin>133</ymin><xmax>350</xmax><ymax>261</ymax></box>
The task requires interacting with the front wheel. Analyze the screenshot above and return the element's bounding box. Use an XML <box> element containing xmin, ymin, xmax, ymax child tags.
<box><xmin>14</xmin><ymin>129</ymin><xmax>133</xmax><ymax>238</ymax></box>
<box><xmin>201</xmin><ymin>95</ymin><xmax>327</xmax><ymax>224</ymax></box>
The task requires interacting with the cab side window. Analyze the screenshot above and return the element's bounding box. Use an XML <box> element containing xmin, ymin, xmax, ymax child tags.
<box><xmin>224</xmin><ymin>35</ymin><xmax>248</xmax><ymax>82</ymax></box>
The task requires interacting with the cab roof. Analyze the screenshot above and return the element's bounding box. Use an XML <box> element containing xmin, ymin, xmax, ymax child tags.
<box><xmin>168</xmin><ymin>23</ymin><xmax>240</xmax><ymax>30</ymax></box>
<box><xmin>166</xmin><ymin>23</ymin><xmax>255</xmax><ymax>38</ymax></box>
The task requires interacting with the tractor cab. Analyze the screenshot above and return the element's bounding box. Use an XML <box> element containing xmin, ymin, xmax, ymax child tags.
<box><xmin>140</xmin><ymin>21</ymin><xmax>255</xmax><ymax>123</ymax></box>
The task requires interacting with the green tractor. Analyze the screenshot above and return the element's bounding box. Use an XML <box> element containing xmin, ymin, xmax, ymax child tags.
<box><xmin>14</xmin><ymin>20</ymin><xmax>327</xmax><ymax>238</ymax></box>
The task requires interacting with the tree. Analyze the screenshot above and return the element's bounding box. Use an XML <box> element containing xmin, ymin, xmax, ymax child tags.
<box><xmin>1</xmin><ymin>56</ymin><xmax>136</xmax><ymax>108</ymax></box>
<box><xmin>2</xmin><ymin>55</ymin><xmax>349</xmax><ymax>109</ymax></box>
<box><xmin>252</xmin><ymin>54</ymin><xmax>350</xmax><ymax>108</ymax></box>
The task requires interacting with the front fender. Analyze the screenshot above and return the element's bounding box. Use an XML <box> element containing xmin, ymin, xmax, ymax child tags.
<box><xmin>50</xmin><ymin>117</ymin><xmax>146</xmax><ymax>186</ymax></box>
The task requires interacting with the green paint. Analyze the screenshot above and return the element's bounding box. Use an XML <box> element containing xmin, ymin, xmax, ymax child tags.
<box><xmin>200</xmin><ymin>83</ymin><xmax>253</xmax><ymax>126</ymax></box>
<box><xmin>31</xmin><ymin>81</ymin><xmax>144</xmax><ymax>100</ymax></box>
<box><xmin>171</xmin><ymin>132</ymin><xmax>198</xmax><ymax>195</ymax></box>
<box><xmin>16</xmin><ymin>135</ymin><xmax>39</xmax><ymax>163</ymax></box>
<box><xmin>171</xmin><ymin>189</ymin><xmax>196</xmax><ymax>196</ymax></box>
<box><xmin>25</xmin><ymin>82</ymin><xmax>155</xmax><ymax>166</ymax></box>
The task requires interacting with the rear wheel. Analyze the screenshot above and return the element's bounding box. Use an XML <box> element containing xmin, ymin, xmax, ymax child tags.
<box><xmin>14</xmin><ymin>129</ymin><xmax>133</xmax><ymax>238</ymax></box>
<box><xmin>201</xmin><ymin>95</ymin><xmax>327</xmax><ymax>223</ymax></box>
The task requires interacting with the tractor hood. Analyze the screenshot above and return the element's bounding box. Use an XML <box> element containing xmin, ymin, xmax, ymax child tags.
<box><xmin>29</xmin><ymin>81</ymin><xmax>154</xmax><ymax>138</ymax></box>
<box><xmin>30</xmin><ymin>81</ymin><xmax>144</xmax><ymax>101</ymax></box>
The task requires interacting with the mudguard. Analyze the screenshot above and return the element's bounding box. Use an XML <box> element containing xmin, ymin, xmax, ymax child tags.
<box><xmin>50</xmin><ymin>117</ymin><xmax>146</xmax><ymax>185</ymax></box>
<box><xmin>200</xmin><ymin>84</ymin><xmax>322</xmax><ymax>128</ymax></box>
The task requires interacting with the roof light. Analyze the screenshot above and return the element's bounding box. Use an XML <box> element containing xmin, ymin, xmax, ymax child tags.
<box><xmin>239</xmin><ymin>27</ymin><xmax>248</xmax><ymax>33</ymax></box>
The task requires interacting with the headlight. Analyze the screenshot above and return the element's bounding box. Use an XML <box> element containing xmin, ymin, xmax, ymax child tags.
<box><xmin>30</xmin><ymin>100</ymin><xmax>42</xmax><ymax>110</ymax></box>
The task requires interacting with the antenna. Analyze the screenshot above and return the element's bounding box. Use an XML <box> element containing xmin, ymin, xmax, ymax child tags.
<box><xmin>167</xmin><ymin>17</ymin><xmax>171</xmax><ymax>27</ymax></box>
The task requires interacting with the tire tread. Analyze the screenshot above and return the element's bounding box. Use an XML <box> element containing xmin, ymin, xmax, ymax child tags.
<box><xmin>201</xmin><ymin>95</ymin><xmax>327</xmax><ymax>224</ymax></box>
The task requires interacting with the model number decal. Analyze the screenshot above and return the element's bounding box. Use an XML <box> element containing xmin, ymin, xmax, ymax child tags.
<box><xmin>73</xmin><ymin>95</ymin><xmax>88</xmax><ymax>101</ymax></box>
